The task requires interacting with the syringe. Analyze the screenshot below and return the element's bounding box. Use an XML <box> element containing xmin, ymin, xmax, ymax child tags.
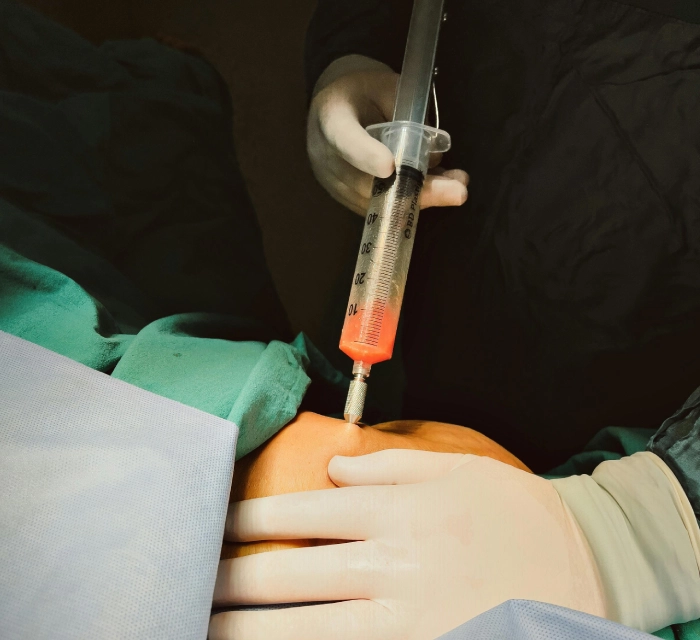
<box><xmin>340</xmin><ymin>0</ymin><xmax>451</xmax><ymax>424</ymax></box>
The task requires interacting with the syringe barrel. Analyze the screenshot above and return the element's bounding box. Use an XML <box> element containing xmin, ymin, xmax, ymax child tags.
<box><xmin>339</xmin><ymin>122</ymin><xmax>449</xmax><ymax>366</ymax></box>
<box><xmin>339</xmin><ymin>165</ymin><xmax>421</xmax><ymax>365</ymax></box>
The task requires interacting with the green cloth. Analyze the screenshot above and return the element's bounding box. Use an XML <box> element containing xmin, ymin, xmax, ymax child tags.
<box><xmin>111</xmin><ymin>319</ymin><xmax>328</xmax><ymax>457</ymax></box>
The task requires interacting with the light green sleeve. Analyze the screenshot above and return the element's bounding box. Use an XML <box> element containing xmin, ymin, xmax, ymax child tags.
<box><xmin>112</xmin><ymin>315</ymin><xmax>315</xmax><ymax>459</ymax></box>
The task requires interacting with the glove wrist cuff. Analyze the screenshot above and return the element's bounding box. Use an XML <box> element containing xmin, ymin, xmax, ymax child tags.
<box><xmin>551</xmin><ymin>452</ymin><xmax>700</xmax><ymax>632</ymax></box>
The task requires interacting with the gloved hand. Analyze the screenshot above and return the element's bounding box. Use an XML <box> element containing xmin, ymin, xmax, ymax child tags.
<box><xmin>210</xmin><ymin>450</ymin><xmax>608</xmax><ymax>640</ymax></box>
<box><xmin>307</xmin><ymin>55</ymin><xmax>469</xmax><ymax>216</ymax></box>
<box><xmin>212</xmin><ymin>449</ymin><xmax>700</xmax><ymax>639</ymax></box>
<box><xmin>224</xmin><ymin>413</ymin><xmax>529</xmax><ymax>559</ymax></box>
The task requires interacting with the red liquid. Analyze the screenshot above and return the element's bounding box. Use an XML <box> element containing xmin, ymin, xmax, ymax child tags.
<box><xmin>339</xmin><ymin>304</ymin><xmax>400</xmax><ymax>365</ymax></box>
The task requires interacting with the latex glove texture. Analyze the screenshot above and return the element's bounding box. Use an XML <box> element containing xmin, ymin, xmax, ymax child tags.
<box><xmin>211</xmin><ymin>450</ymin><xmax>607</xmax><ymax>640</ymax></box>
<box><xmin>307</xmin><ymin>55</ymin><xmax>469</xmax><ymax>216</ymax></box>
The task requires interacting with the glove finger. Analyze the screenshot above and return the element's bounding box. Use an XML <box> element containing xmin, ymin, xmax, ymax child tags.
<box><xmin>226</xmin><ymin>484</ymin><xmax>391</xmax><ymax>542</ymax></box>
<box><xmin>428</xmin><ymin>151</ymin><xmax>443</xmax><ymax>169</ymax></box>
<box><xmin>324</xmin><ymin>155</ymin><xmax>374</xmax><ymax>208</ymax></box>
<box><xmin>310</xmin><ymin>146</ymin><xmax>372</xmax><ymax>214</ymax></box>
<box><xmin>320</xmin><ymin>100</ymin><xmax>395</xmax><ymax>178</ymax></box>
<box><xmin>210</xmin><ymin>599</ymin><xmax>392</xmax><ymax>640</ymax></box>
<box><xmin>213</xmin><ymin>541</ymin><xmax>376</xmax><ymax>606</ymax></box>
<box><xmin>429</xmin><ymin>167</ymin><xmax>470</xmax><ymax>184</ymax></box>
<box><xmin>419</xmin><ymin>173</ymin><xmax>469</xmax><ymax>210</ymax></box>
<box><xmin>325</xmin><ymin>175</ymin><xmax>370</xmax><ymax>215</ymax></box>
<box><xmin>325</xmin><ymin>159</ymin><xmax>469</xmax><ymax>215</ymax></box>
<box><xmin>329</xmin><ymin>449</ymin><xmax>469</xmax><ymax>487</ymax></box>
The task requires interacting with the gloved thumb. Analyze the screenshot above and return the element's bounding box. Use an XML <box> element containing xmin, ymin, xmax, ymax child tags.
<box><xmin>328</xmin><ymin>449</ymin><xmax>470</xmax><ymax>487</ymax></box>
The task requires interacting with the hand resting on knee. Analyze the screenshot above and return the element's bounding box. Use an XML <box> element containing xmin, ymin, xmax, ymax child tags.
<box><xmin>224</xmin><ymin>412</ymin><xmax>530</xmax><ymax>558</ymax></box>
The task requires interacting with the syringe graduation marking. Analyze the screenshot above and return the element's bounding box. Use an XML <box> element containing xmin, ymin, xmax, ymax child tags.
<box><xmin>356</xmin><ymin>171</ymin><xmax>417</xmax><ymax>347</ymax></box>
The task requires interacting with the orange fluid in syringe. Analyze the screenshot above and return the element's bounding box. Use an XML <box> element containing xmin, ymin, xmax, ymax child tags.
<box><xmin>339</xmin><ymin>304</ymin><xmax>400</xmax><ymax>365</ymax></box>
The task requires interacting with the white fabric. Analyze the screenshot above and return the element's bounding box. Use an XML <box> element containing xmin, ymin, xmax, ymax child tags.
<box><xmin>0</xmin><ymin>331</ymin><xmax>238</xmax><ymax>640</ymax></box>
<box><xmin>551</xmin><ymin>452</ymin><xmax>700</xmax><ymax>632</ymax></box>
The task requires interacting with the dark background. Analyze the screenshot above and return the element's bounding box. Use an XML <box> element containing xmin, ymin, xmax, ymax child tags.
<box><xmin>20</xmin><ymin>0</ymin><xmax>362</xmax><ymax>350</ymax></box>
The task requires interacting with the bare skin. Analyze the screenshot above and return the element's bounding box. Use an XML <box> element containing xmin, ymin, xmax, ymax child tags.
<box><xmin>224</xmin><ymin>412</ymin><xmax>529</xmax><ymax>558</ymax></box>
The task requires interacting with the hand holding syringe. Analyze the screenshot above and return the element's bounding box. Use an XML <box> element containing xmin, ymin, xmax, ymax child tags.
<box><xmin>340</xmin><ymin>0</ymin><xmax>452</xmax><ymax>424</ymax></box>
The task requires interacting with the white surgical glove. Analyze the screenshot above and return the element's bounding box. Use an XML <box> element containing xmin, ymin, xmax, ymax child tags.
<box><xmin>308</xmin><ymin>55</ymin><xmax>469</xmax><ymax>216</ymax></box>
<box><xmin>211</xmin><ymin>450</ymin><xmax>607</xmax><ymax>640</ymax></box>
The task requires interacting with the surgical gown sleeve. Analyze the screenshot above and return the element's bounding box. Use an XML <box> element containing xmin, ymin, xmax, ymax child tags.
<box><xmin>648</xmin><ymin>389</ymin><xmax>700</xmax><ymax>527</ymax></box>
